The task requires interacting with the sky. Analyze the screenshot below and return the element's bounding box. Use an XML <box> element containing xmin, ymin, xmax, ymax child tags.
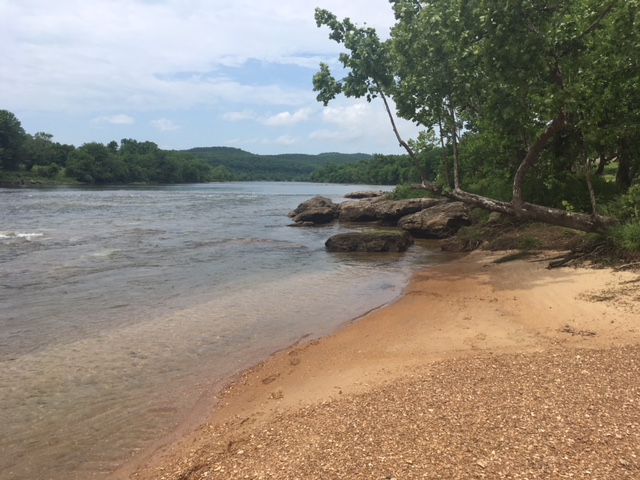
<box><xmin>1</xmin><ymin>0</ymin><xmax>423</xmax><ymax>155</ymax></box>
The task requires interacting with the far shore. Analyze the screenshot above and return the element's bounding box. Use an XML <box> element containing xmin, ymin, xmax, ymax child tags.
<box><xmin>114</xmin><ymin>250</ymin><xmax>640</xmax><ymax>479</ymax></box>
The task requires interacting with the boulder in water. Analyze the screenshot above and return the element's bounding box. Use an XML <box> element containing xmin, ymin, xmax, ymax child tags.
<box><xmin>325</xmin><ymin>230</ymin><xmax>414</xmax><ymax>253</ymax></box>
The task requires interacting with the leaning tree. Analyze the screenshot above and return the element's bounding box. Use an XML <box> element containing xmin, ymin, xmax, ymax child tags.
<box><xmin>313</xmin><ymin>0</ymin><xmax>639</xmax><ymax>233</ymax></box>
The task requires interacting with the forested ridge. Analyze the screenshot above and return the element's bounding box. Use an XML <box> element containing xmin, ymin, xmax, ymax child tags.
<box><xmin>186</xmin><ymin>146</ymin><xmax>371</xmax><ymax>181</ymax></box>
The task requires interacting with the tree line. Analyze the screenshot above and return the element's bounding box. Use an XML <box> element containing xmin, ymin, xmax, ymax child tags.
<box><xmin>0</xmin><ymin>110</ymin><xmax>213</xmax><ymax>184</ymax></box>
<box><xmin>186</xmin><ymin>146</ymin><xmax>371</xmax><ymax>181</ymax></box>
<box><xmin>310</xmin><ymin>148</ymin><xmax>441</xmax><ymax>185</ymax></box>
<box><xmin>0</xmin><ymin>110</ymin><xmax>375</xmax><ymax>183</ymax></box>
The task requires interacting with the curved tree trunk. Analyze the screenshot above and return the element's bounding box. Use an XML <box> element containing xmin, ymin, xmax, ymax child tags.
<box><xmin>378</xmin><ymin>87</ymin><xmax>618</xmax><ymax>234</ymax></box>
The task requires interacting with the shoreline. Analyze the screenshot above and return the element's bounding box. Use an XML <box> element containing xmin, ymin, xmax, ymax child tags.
<box><xmin>114</xmin><ymin>250</ymin><xmax>640</xmax><ymax>479</ymax></box>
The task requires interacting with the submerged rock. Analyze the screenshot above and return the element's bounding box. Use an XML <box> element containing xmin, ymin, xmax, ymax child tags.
<box><xmin>325</xmin><ymin>230</ymin><xmax>414</xmax><ymax>253</ymax></box>
<box><xmin>289</xmin><ymin>196</ymin><xmax>339</xmax><ymax>225</ymax></box>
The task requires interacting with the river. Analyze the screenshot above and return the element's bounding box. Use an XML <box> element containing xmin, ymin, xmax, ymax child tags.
<box><xmin>0</xmin><ymin>182</ymin><xmax>449</xmax><ymax>479</ymax></box>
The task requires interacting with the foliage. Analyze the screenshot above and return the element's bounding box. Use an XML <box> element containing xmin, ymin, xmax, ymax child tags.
<box><xmin>0</xmin><ymin>109</ymin><xmax>26</xmax><ymax>170</ymax></box>
<box><xmin>21</xmin><ymin>132</ymin><xmax>74</xmax><ymax>170</ymax></box>
<box><xmin>615</xmin><ymin>185</ymin><xmax>640</xmax><ymax>222</ymax></box>
<box><xmin>389</xmin><ymin>184</ymin><xmax>434</xmax><ymax>200</ymax></box>
<box><xmin>515</xmin><ymin>236</ymin><xmax>544</xmax><ymax>251</ymax></box>
<box><xmin>65</xmin><ymin>140</ymin><xmax>215</xmax><ymax>184</ymax></box>
<box><xmin>210</xmin><ymin>165</ymin><xmax>232</xmax><ymax>182</ymax></box>
<box><xmin>310</xmin><ymin>151</ymin><xmax>443</xmax><ymax>185</ymax></box>
<box><xmin>314</xmin><ymin>0</ymin><xmax>640</xmax><ymax>233</ymax></box>
<box><xmin>0</xmin><ymin>168</ymin><xmax>77</xmax><ymax>185</ymax></box>
<box><xmin>186</xmin><ymin>147</ymin><xmax>370</xmax><ymax>181</ymax></box>
<box><xmin>607</xmin><ymin>222</ymin><xmax>640</xmax><ymax>254</ymax></box>
<box><xmin>0</xmin><ymin>109</ymin><xmax>377</xmax><ymax>184</ymax></box>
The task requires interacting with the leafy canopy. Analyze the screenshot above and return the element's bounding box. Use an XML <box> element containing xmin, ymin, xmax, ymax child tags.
<box><xmin>313</xmin><ymin>0</ymin><xmax>639</xmax><ymax>233</ymax></box>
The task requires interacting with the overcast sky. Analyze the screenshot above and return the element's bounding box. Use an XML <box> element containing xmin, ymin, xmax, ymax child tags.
<box><xmin>1</xmin><ymin>0</ymin><xmax>422</xmax><ymax>155</ymax></box>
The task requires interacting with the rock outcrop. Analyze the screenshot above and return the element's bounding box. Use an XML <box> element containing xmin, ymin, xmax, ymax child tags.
<box><xmin>289</xmin><ymin>196</ymin><xmax>339</xmax><ymax>225</ymax></box>
<box><xmin>337</xmin><ymin>197</ymin><xmax>446</xmax><ymax>225</ymax></box>
<box><xmin>290</xmin><ymin>193</ymin><xmax>471</xmax><ymax>241</ymax></box>
<box><xmin>325</xmin><ymin>230</ymin><xmax>414</xmax><ymax>253</ymax></box>
<box><xmin>343</xmin><ymin>190</ymin><xmax>386</xmax><ymax>199</ymax></box>
<box><xmin>371</xmin><ymin>198</ymin><xmax>447</xmax><ymax>225</ymax></box>
<box><xmin>337</xmin><ymin>199</ymin><xmax>380</xmax><ymax>222</ymax></box>
<box><xmin>397</xmin><ymin>202</ymin><xmax>472</xmax><ymax>238</ymax></box>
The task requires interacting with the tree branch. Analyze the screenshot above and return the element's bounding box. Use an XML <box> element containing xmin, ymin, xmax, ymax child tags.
<box><xmin>512</xmin><ymin>112</ymin><xmax>566</xmax><ymax>208</ymax></box>
<box><xmin>378</xmin><ymin>87</ymin><xmax>434</xmax><ymax>188</ymax></box>
<box><xmin>560</xmin><ymin>1</ymin><xmax>619</xmax><ymax>58</ymax></box>
<box><xmin>438</xmin><ymin>117</ymin><xmax>451</xmax><ymax>188</ymax></box>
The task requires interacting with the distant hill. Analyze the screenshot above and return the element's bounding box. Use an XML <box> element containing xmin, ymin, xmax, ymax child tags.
<box><xmin>183</xmin><ymin>146</ymin><xmax>371</xmax><ymax>181</ymax></box>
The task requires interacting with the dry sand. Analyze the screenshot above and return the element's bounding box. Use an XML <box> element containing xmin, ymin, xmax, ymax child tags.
<box><xmin>114</xmin><ymin>251</ymin><xmax>640</xmax><ymax>479</ymax></box>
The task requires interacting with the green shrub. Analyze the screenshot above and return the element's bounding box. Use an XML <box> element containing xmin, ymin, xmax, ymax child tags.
<box><xmin>464</xmin><ymin>177</ymin><xmax>512</xmax><ymax>202</ymax></box>
<box><xmin>608</xmin><ymin>221</ymin><xmax>640</xmax><ymax>254</ymax></box>
<box><xmin>515</xmin><ymin>236</ymin><xmax>543</xmax><ymax>250</ymax></box>
<box><xmin>601</xmin><ymin>185</ymin><xmax>640</xmax><ymax>222</ymax></box>
<box><xmin>389</xmin><ymin>184</ymin><xmax>433</xmax><ymax>200</ymax></box>
<box><xmin>469</xmin><ymin>208</ymin><xmax>491</xmax><ymax>225</ymax></box>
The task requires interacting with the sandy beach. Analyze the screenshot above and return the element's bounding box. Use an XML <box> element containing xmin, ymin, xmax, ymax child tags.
<box><xmin>115</xmin><ymin>250</ymin><xmax>640</xmax><ymax>479</ymax></box>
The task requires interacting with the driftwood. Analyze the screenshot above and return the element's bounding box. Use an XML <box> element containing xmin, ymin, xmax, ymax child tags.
<box><xmin>614</xmin><ymin>263</ymin><xmax>640</xmax><ymax>272</ymax></box>
<box><xmin>547</xmin><ymin>243</ymin><xmax>606</xmax><ymax>269</ymax></box>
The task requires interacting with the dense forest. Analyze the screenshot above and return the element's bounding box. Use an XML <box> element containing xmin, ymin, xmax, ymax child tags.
<box><xmin>0</xmin><ymin>109</ymin><xmax>373</xmax><ymax>184</ymax></box>
<box><xmin>186</xmin><ymin>146</ymin><xmax>370</xmax><ymax>181</ymax></box>
<box><xmin>0</xmin><ymin>110</ymin><xmax>213</xmax><ymax>184</ymax></box>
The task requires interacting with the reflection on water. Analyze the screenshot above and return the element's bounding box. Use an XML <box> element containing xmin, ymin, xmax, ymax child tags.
<box><xmin>0</xmin><ymin>183</ymin><xmax>450</xmax><ymax>479</ymax></box>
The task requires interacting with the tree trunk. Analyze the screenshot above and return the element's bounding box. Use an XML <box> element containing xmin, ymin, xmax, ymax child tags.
<box><xmin>448</xmin><ymin>100</ymin><xmax>461</xmax><ymax>189</ymax></box>
<box><xmin>412</xmin><ymin>184</ymin><xmax>618</xmax><ymax>234</ymax></box>
<box><xmin>379</xmin><ymin>88</ymin><xmax>618</xmax><ymax>234</ymax></box>
<box><xmin>595</xmin><ymin>148</ymin><xmax>606</xmax><ymax>175</ymax></box>
<box><xmin>616</xmin><ymin>138</ymin><xmax>633</xmax><ymax>189</ymax></box>
<box><xmin>512</xmin><ymin>113</ymin><xmax>566</xmax><ymax>209</ymax></box>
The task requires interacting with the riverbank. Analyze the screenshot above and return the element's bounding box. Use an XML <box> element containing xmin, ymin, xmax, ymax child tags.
<box><xmin>116</xmin><ymin>250</ymin><xmax>640</xmax><ymax>479</ymax></box>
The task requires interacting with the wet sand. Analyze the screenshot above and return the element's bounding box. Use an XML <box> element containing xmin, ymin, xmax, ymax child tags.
<box><xmin>114</xmin><ymin>251</ymin><xmax>640</xmax><ymax>479</ymax></box>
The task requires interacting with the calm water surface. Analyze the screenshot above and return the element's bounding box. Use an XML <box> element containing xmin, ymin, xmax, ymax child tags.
<box><xmin>0</xmin><ymin>182</ymin><xmax>451</xmax><ymax>479</ymax></box>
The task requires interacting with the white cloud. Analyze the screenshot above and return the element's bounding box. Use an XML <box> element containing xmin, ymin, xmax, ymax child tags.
<box><xmin>2</xmin><ymin>0</ymin><xmax>397</xmax><ymax>112</ymax></box>
<box><xmin>273</xmin><ymin>135</ymin><xmax>297</xmax><ymax>146</ymax></box>
<box><xmin>263</xmin><ymin>108</ymin><xmax>312</xmax><ymax>127</ymax></box>
<box><xmin>308</xmin><ymin>98</ymin><xmax>423</xmax><ymax>153</ymax></box>
<box><xmin>91</xmin><ymin>114</ymin><xmax>135</xmax><ymax>125</ymax></box>
<box><xmin>308</xmin><ymin>129</ymin><xmax>343</xmax><ymax>141</ymax></box>
<box><xmin>223</xmin><ymin>110</ymin><xmax>257</xmax><ymax>122</ymax></box>
<box><xmin>323</xmin><ymin>104</ymin><xmax>371</xmax><ymax>126</ymax></box>
<box><xmin>307</xmin><ymin>103</ymin><xmax>374</xmax><ymax>143</ymax></box>
<box><xmin>1</xmin><ymin>0</ymin><xmax>419</xmax><ymax>154</ymax></box>
<box><xmin>151</xmin><ymin>118</ymin><xmax>180</xmax><ymax>132</ymax></box>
